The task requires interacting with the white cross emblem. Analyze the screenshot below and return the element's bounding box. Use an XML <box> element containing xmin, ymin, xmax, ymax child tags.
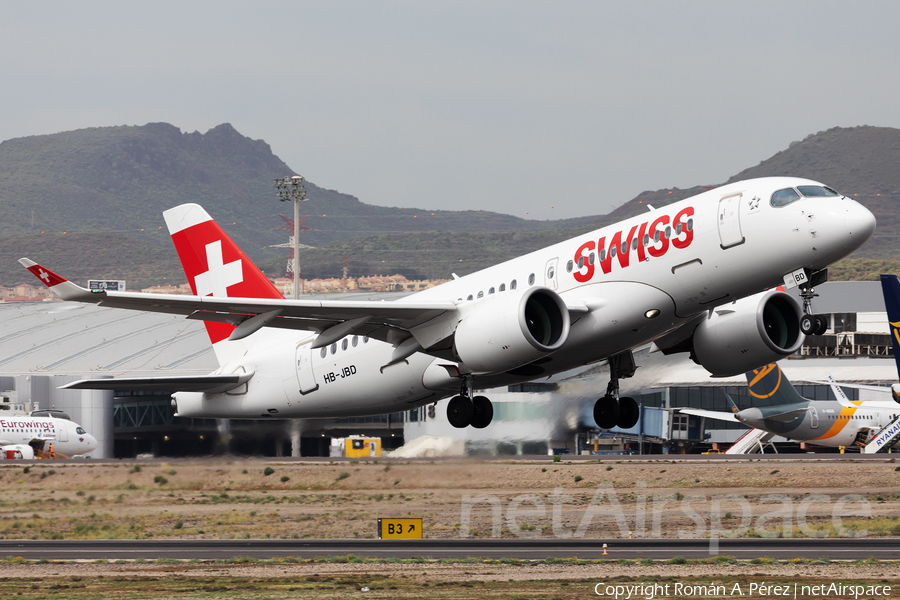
<box><xmin>38</xmin><ymin>269</ymin><xmax>50</xmax><ymax>283</ymax></box>
<box><xmin>194</xmin><ymin>241</ymin><xmax>243</xmax><ymax>297</ymax></box>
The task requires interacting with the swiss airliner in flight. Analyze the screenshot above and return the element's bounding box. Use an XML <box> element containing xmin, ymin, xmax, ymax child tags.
<box><xmin>21</xmin><ymin>177</ymin><xmax>875</xmax><ymax>430</ymax></box>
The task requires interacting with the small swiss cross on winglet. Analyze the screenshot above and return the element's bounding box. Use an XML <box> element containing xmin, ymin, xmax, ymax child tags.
<box><xmin>18</xmin><ymin>258</ymin><xmax>94</xmax><ymax>302</ymax></box>
<box><xmin>18</xmin><ymin>258</ymin><xmax>67</xmax><ymax>287</ymax></box>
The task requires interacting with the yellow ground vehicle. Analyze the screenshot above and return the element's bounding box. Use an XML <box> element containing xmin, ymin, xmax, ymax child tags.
<box><xmin>330</xmin><ymin>436</ymin><xmax>381</xmax><ymax>458</ymax></box>
<box><xmin>701</xmin><ymin>449</ymin><xmax>722</xmax><ymax>454</ymax></box>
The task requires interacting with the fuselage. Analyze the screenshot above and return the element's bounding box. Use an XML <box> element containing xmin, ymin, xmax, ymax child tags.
<box><xmin>737</xmin><ymin>399</ymin><xmax>900</xmax><ymax>447</ymax></box>
<box><xmin>0</xmin><ymin>415</ymin><xmax>98</xmax><ymax>456</ymax></box>
<box><xmin>176</xmin><ymin>177</ymin><xmax>875</xmax><ymax>419</ymax></box>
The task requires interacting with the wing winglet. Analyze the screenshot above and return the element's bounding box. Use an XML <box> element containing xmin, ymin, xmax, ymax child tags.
<box><xmin>18</xmin><ymin>258</ymin><xmax>97</xmax><ymax>302</ymax></box>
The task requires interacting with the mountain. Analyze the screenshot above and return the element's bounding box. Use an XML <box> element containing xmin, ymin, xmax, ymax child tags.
<box><xmin>2</xmin><ymin>123</ymin><xmax>900</xmax><ymax>288</ymax></box>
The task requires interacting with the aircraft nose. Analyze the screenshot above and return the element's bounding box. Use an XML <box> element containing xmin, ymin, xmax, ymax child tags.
<box><xmin>86</xmin><ymin>435</ymin><xmax>98</xmax><ymax>451</ymax></box>
<box><xmin>845</xmin><ymin>200</ymin><xmax>876</xmax><ymax>243</ymax></box>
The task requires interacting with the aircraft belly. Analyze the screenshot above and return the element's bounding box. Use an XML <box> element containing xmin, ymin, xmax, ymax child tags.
<box><xmin>560</xmin><ymin>281</ymin><xmax>681</xmax><ymax>364</ymax></box>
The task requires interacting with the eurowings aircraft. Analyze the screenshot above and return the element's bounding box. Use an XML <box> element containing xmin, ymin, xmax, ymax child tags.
<box><xmin>680</xmin><ymin>363</ymin><xmax>900</xmax><ymax>450</ymax></box>
<box><xmin>21</xmin><ymin>177</ymin><xmax>875</xmax><ymax>430</ymax></box>
<box><xmin>0</xmin><ymin>412</ymin><xmax>98</xmax><ymax>458</ymax></box>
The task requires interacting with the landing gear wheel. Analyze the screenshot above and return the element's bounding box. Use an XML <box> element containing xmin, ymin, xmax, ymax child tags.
<box><xmin>814</xmin><ymin>315</ymin><xmax>829</xmax><ymax>336</ymax></box>
<box><xmin>593</xmin><ymin>395</ymin><xmax>620</xmax><ymax>429</ymax></box>
<box><xmin>800</xmin><ymin>314</ymin><xmax>816</xmax><ymax>336</ymax></box>
<box><xmin>447</xmin><ymin>395</ymin><xmax>473</xmax><ymax>428</ymax></box>
<box><xmin>470</xmin><ymin>396</ymin><xmax>493</xmax><ymax>429</ymax></box>
<box><xmin>617</xmin><ymin>396</ymin><xmax>639</xmax><ymax>429</ymax></box>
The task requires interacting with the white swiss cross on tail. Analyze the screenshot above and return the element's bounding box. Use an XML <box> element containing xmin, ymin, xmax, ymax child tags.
<box><xmin>194</xmin><ymin>240</ymin><xmax>243</xmax><ymax>297</ymax></box>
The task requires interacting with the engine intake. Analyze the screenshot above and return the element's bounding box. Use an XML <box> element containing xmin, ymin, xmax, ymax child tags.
<box><xmin>692</xmin><ymin>290</ymin><xmax>804</xmax><ymax>377</ymax></box>
<box><xmin>453</xmin><ymin>286</ymin><xmax>570</xmax><ymax>374</ymax></box>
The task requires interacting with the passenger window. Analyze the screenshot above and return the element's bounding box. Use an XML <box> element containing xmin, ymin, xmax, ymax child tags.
<box><xmin>609</xmin><ymin>246</ymin><xmax>616</xmax><ymax>259</ymax></box>
<box><xmin>566</xmin><ymin>260</ymin><xmax>574</xmax><ymax>273</ymax></box>
<box><xmin>528</xmin><ymin>273</ymin><xmax>535</xmax><ymax>286</ymax></box>
<box><xmin>631</xmin><ymin>238</ymin><xmax>638</xmax><ymax>251</ymax></box>
<box><xmin>664</xmin><ymin>226</ymin><xmax>671</xmax><ymax>239</ymax></box>
<box><xmin>352</xmin><ymin>336</ymin><xmax>358</xmax><ymax>347</ymax></box>
<box><xmin>363</xmin><ymin>336</ymin><xmax>369</xmax><ymax>343</ymax></box>
<box><xmin>620</xmin><ymin>241</ymin><xmax>627</xmax><ymax>254</ymax></box>
<box><xmin>342</xmin><ymin>339</ymin><xmax>348</xmax><ymax>351</ymax></box>
<box><xmin>654</xmin><ymin>230</ymin><xmax>660</xmax><ymax>243</ymax></box>
<box><xmin>675</xmin><ymin>223</ymin><xmax>682</xmax><ymax>235</ymax></box>
<box><xmin>600</xmin><ymin>249</ymin><xmax>607</xmax><ymax>261</ymax></box>
<box><xmin>499</xmin><ymin>283</ymin><xmax>506</xmax><ymax>292</ymax></box>
<box><xmin>589</xmin><ymin>252</ymin><xmax>595</xmax><ymax>265</ymax></box>
<box><xmin>643</xmin><ymin>234</ymin><xmax>649</xmax><ymax>246</ymax></box>
<box><xmin>687</xmin><ymin>218</ymin><xmax>693</xmax><ymax>231</ymax></box>
<box><xmin>797</xmin><ymin>185</ymin><xmax>839</xmax><ymax>197</ymax></box>
<box><xmin>577</xmin><ymin>256</ymin><xmax>584</xmax><ymax>268</ymax></box>
<box><xmin>547</xmin><ymin>266</ymin><xmax>555</xmax><ymax>279</ymax></box>
<box><xmin>477</xmin><ymin>291</ymin><xmax>484</xmax><ymax>299</ymax></box>
<box><xmin>771</xmin><ymin>188</ymin><xmax>801</xmax><ymax>207</ymax></box>
<box><xmin>467</xmin><ymin>294</ymin><xmax>473</xmax><ymax>301</ymax></box>
<box><xmin>488</xmin><ymin>287</ymin><xmax>495</xmax><ymax>294</ymax></box>
<box><xmin>320</xmin><ymin>348</ymin><xmax>327</xmax><ymax>358</ymax></box>
<box><xmin>511</xmin><ymin>280</ymin><xmax>517</xmax><ymax>290</ymax></box>
<box><xmin>330</xmin><ymin>343</ymin><xmax>337</xmax><ymax>355</ymax></box>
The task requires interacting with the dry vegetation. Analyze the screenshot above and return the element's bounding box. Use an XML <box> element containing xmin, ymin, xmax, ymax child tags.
<box><xmin>1</xmin><ymin>457</ymin><xmax>900</xmax><ymax>541</ymax></box>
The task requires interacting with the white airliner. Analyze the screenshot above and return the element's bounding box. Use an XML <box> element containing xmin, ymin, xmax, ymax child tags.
<box><xmin>681</xmin><ymin>363</ymin><xmax>900</xmax><ymax>452</ymax></box>
<box><xmin>0</xmin><ymin>412</ymin><xmax>98</xmax><ymax>459</ymax></box>
<box><xmin>21</xmin><ymin>177</ymin><xmax>875</xmax><ymax>430</ymax></box>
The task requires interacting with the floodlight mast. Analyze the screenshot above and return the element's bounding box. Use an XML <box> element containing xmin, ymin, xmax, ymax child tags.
<box><xmin>273</xmin><ymin>175</ymin><xmax>308</xmax><ymax>299</ymax></box>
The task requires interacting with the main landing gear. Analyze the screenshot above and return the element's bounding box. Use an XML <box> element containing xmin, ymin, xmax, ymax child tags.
<box><xmin>447</xmin><ymin>376</ymin><xmax>493</xmax><ymax>429</ymax></box>
<box><xmin>798</xmin><ymin>269</ymin><xmax>829</xmax><ymax>336</ymax></box>
<box><xmin>593</xmin><ymin>351</ymin><xmax>640</xmax><ymax>430</ymax></box>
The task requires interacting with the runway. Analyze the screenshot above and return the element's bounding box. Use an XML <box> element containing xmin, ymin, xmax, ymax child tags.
<box><xmin>1</xmin><ymin>538</ymin><xmax>895</xmax><ymax>561</ymax></box>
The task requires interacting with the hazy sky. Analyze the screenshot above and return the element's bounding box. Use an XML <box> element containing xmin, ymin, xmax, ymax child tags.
<box><xmin>2</xmin><ymin>1</ymin><xmax>899</xmax><ymax>220</ymax></box>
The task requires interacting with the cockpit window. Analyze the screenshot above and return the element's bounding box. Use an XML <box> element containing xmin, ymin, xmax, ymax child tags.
<box><xmin>76</xmin><ymin>427</ymin><xmax>86</xmax><ymax>434</ymax></box>
<box><xmin>770</xmin><ymin>188</ymin><xmax>801</xmax><ymax>207</ymax></box>
<box><xmin>797</xmin><ymin>185</ymin><xmax>840</xmax><ymax>197</ymax></box>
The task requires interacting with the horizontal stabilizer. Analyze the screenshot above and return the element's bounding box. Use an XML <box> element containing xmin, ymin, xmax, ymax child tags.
<box><xmin>59</xmin><ymin>373</ymin><xmax>254</xmax><ymax>393</ymax></box>
<box><xmin>761</xmin><ymin>407</ymin><xmax>809</xmax><ymax>423</ymax></box>
<box><xmin>679</xmin><ymin>408</ymin><xmax>739</xmax><ymax>423</ymax></box>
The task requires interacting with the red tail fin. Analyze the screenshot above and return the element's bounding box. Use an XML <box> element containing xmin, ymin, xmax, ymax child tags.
<box><xmin>163</xmin><ymin>204</ymin><xmax>283</xmax><ymax>348</ymax></box>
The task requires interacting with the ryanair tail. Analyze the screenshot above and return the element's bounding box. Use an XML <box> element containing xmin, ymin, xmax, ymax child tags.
<box><xmin>745</xmin><ymin>363</ymin><xmax>807</xmax><ymax>406</ymax></box>
<box><xmin>879</xmin><ymin>274</ymin><xmax>900</xmax><ymax>382</ymax></box>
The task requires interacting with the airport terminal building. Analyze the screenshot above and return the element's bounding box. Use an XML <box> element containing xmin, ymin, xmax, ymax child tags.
<box><xmin>0</xmin><ymin>281</ymin><xmax>895</xmax><ymax>458</ymax></box>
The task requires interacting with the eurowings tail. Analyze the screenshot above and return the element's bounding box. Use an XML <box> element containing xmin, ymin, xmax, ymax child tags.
<box><xmin>163</xmin><ymin>203</ymin><xmax>285</xmax><ymax>365</ymax></box>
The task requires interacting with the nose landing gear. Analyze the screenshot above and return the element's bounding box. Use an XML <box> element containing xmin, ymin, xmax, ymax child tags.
<box><xmin>593</xmin><ymin>351</ymin><xmax>640</xmax><ymax>430</ymax></box>
<box><xmin>446</xmin><ymin>376</ymin><xmax>494</xmax><ymax>429</ymax></box>
<box><xmin>798</xmin><ymin>268</ymin><xmax>830</xmax><ymax>336</ymax></box>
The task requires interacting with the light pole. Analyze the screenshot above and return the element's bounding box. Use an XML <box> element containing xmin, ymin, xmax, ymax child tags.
<box><xmin>273</xmin><ymin>175</ymin><xmax>308</xmax><ymax>299</ymax></box>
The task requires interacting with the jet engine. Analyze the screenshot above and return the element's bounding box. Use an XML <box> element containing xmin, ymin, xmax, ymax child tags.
<box><xmin>453</xmin><ymin>286</ymin><xmax>570</xmax><ymax>374</ymax></box>
<box><xmin>691</xmin><ymin>290</ymin><xmax>804</xmax><ymax>377</ymax></box>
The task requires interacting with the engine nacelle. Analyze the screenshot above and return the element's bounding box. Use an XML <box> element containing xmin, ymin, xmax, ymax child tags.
<box><xmin>692</xmin><ymin>290</ymin><xmax>804</xmax><ymax>377</ymax></box>
<box><xmin>453</xmin><ymin>286</ymin><xmax>570</xmax><ymax>374</ymax></box>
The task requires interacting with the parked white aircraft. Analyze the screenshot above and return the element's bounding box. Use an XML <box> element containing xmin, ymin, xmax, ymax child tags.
<box><xmin>681</xmin><ymin>363</ymin><xmax>900</xmax><ymax>452</ymax></box>
<box><xmin>0</xmin><ymin>413</ymin><xmax>98</xmax><ymax>458</ymax></box>
<box><xmin>21</xmin><ymin>177</ymin><xmax>875</xmax><ymax>430</ymax></box>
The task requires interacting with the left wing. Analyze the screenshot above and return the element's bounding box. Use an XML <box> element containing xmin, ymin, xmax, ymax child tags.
<box><xmin>19</xmin><ymin>258</ymin><xmax>457</xmax><ymax>347</ymax></box>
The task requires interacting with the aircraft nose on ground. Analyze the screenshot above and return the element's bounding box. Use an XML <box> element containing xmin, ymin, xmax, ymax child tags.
<box><xmin>844</xmin><ymin>200</ymin><xmax>876</xmax><ymax>244</ymax></box>
<box><xmin>85</xmin><ymin>434</ymin><xmax>98</xmax><ymax>452</ymax></box>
